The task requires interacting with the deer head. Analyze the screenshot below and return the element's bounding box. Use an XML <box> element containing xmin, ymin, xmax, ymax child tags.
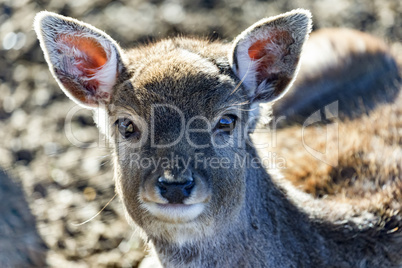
<box><xmin>35</xmin><ymin>9</ymin><xmax>311</xmax><ymax>245</ymax></box>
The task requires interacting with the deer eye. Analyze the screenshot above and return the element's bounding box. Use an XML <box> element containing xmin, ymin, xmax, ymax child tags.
<box><xmin>216</xmin><ymin>114</ymin><xmax>237</xmax><ymax>134</ymax></box>
<box><xmin>115</xmin><ymin>118</ymin><xmax>140</xmax><ymax>139</ymax></box>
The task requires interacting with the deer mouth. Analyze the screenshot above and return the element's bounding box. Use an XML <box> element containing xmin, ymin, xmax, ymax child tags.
<box><xmin>142</xmin><ymin>202</ymin><xmax>206</xmax><ymax>223</ymax></box>
<box><xmin>140</xmin><ymin>174</ymin><xmax>211</xmax><ymax>223</ymax></box>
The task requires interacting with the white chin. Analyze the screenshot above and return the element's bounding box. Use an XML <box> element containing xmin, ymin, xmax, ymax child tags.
<box><xmin>142</xmin><ymin>203</ymin><xmax>205</xmax><ymax>223</ymax></box>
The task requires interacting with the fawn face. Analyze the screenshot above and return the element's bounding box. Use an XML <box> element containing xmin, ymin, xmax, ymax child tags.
<box><xmin>112</xmin><ymin>42</ymin><xmax>249</xmax><ymax>242</ymax></box>
<box><xmin>35</xmin><ymin>10</ymin><xmax>311</xmax><ymax>243</ymax></box>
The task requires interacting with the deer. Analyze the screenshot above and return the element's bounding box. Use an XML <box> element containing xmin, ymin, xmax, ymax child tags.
<box><xmin>272</xmin><ymin>27</ymin><xmax>401</xmax><ymax>127</ymax></box>
<box><xmin>0</xmin><ymin>169</ymin><xmax>47</xmax><ymax>268</ymax></box>
<box><xmin>34</xmin><ymin>9</ymin><xmax>402</xmax><ymax>267</ymax></box>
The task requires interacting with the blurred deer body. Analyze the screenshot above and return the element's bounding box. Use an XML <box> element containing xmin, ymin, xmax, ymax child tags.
<box><xmin>274</xmin><ymin>28</ymin><xmax>401</xmax><ymax>126</ymax></box>
<box><xmin>0</xmin><ymin>170</ymin><xmax>46</xmax><ymax>268</ymax></box>
<box><xmin>35</xmin><ymin>10</ymin><xmax>401</xmax><ymax>268</ymax></box>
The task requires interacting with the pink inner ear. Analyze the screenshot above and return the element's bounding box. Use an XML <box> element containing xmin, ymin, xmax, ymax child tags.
<box><xmin>247</xmin><ymin>30</ymin><xmax>293</xmax><ymax>81</ymax></box>
<box><xmin>248</xmin><ymin>39</ymin><xmax>270</xmax><ymax>61</ymax></box>
<box><xmin>57</xmin><ymin>34</ymin><xmax>108</xmax><ymax>77</ymax></box>
<box><xmin>55</xmin><ymin>34</ymin><xmax>111</xmax><ymax>103</ymax></box>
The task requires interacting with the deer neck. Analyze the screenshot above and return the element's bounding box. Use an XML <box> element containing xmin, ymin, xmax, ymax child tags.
<box><xmin>150</xmin><ymin>145</ymin><xmax>330</xmax><ymax>267</ymax></box>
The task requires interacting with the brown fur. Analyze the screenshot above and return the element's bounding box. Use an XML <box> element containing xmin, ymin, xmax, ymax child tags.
<box><xmin>274</xmin><ymin>93</ymin><xmax>402</xmax><ymax>198</ymax></box>
<box><xmin>268</xmin><ymin>91</ymin><xmax>402</xmax><ymax>230</ymax></box>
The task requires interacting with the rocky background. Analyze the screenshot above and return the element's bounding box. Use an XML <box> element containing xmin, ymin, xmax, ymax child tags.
<box><xmin>0</xmin><ymin>0</ymin><xmax>401</xmax><ymax>267</ymax></box>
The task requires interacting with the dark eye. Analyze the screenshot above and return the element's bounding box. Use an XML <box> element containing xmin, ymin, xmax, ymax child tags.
<box><xmin>115</xmin><ymin>118</ymin><xmax>140</xmax><ymax>139</ymax></box>
<box><xmin>216</xmin><ymin>114</ymin><xmax>237</xmax><ymax>134</ymax></box>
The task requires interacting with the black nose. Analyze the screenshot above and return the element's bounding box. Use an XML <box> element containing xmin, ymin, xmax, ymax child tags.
<box><xmin>157</xmin><ymin>177</ymin><xmax>195</xmax><ymax>204</ymax></box>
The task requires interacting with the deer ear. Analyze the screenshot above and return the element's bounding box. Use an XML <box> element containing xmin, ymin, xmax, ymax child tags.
<box><xmin>34</xmin><ymin>11</ymin><xmax>124</xmax><ymax>108</ymax></box>
<box><xmin>230</xmin><ymin>9</ymin><xmax>312</xmax><ymax>103</ymax></box>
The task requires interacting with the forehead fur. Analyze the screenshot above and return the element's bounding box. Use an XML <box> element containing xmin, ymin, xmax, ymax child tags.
<box><xmin>113</xmin><ymin>38</ymin><xmax>244</xmax><ymax>116</ymax></box>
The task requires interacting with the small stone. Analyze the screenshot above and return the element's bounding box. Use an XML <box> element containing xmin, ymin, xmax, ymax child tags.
<box><xmin>83</xmin><ymin>187</ymin><xmax>97</xmax><ymax>201</ymax></box>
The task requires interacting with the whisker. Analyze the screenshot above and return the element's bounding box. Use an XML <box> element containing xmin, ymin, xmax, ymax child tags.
<box><xmin>230</xmin><ymin>60</ymin><xmax>253</xmax><ymax>95</ymax></box>
<box><xmin>72</xmin><ymin>192</ymin><xmax>118</xmax><ymax>226</ymax></box>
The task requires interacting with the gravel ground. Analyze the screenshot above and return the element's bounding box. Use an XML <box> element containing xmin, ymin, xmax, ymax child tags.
<box><xmin>0</xmin><ymin>0</ymin><xmax>401</xmax><ymax>267</ymax></box>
